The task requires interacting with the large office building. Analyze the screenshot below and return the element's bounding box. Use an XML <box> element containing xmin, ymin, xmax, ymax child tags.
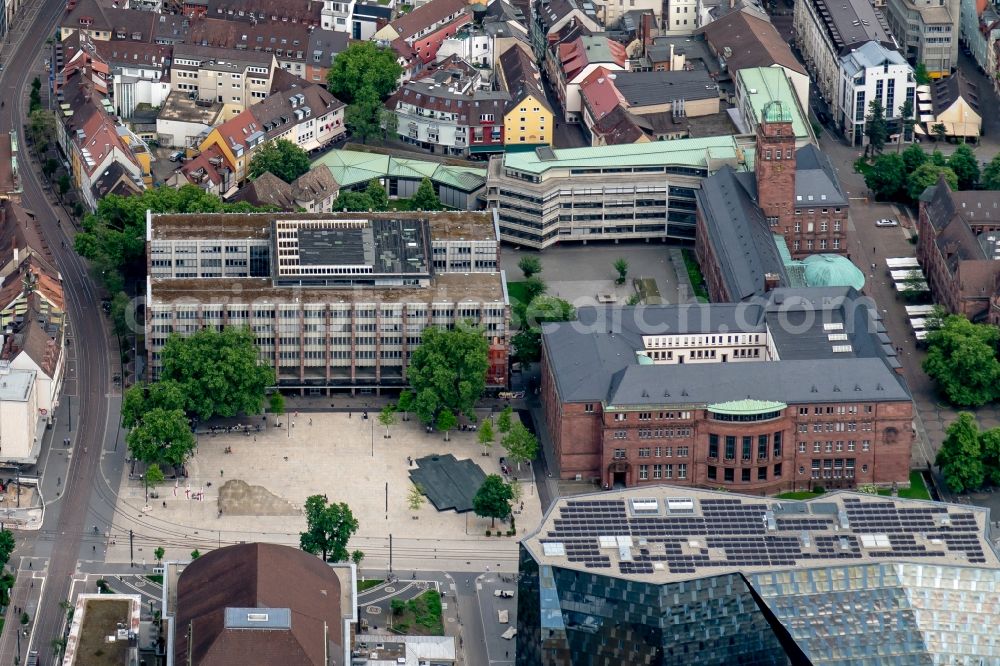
<box><xmin>145</xmin><ymin>211</ymin><xmax>510</xmax><ymax>393</ymax></box>
<box><xmin>837</xmin><ymin>41</ymin><xmax>917</xmax><ymax>146</ymax></box>
<box><xmin>517</xmin><ymin>486</ymin><xmax>1000</xmax><ymax>665</ymax></box>
<box><xmin>539</xmin><ymin>287</ymin><xmax>912</xmax><ymax>493</ymax></box>
<box><xmin>485</xmin><ymin>137</ymin><xmax>755</xmax><ymax>249</ymax></box>
<box><xmin>884</xmin><ymin>0</ymin><xmax>959</xmax><ymax>78</ymax></box>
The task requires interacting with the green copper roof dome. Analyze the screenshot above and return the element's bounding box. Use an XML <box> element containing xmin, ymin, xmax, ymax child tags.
<box><xmin>802</xmin><ymin>254</ymin><xmax>866</xmax><ymax>291</ymax></box>
<box><xmin>762</xmin><ymin>100</ymin><xmax>792</xmax><ymax>123</ymax></box>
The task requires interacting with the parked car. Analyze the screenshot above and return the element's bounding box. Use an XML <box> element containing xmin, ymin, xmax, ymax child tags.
<box><xmin>494</xmin><ymin>589</ymin><xmax>515</xmax><ymax>598</ymax></box>
<box><xmin>875</xmin><ymin>218</ymin><xmax>899</xmax><ymax>227</ymax></box>
<box><xmin>169</xmin><ymin>151</ymin><xmax>184</xmax><ymax>162</ymax></box>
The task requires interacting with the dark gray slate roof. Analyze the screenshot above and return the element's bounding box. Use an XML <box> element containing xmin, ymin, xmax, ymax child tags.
<box><xmin>697</xmin><ymin>165</ymin><xmax>787</xmax><ymax>301</ymax></box>
<box><xmin>794</xmin><ymin>144</ymin><xmax>848</xmax><ymax>206</ymax></box>
<box><xmin>542</xmin><ymin>287</ymin><xmax>908</xmax><ymax>405</ymax></box>
<box><xmin>612</xmin><ymin>69</ymin><xmax>719</xmax><ymax>107</ymax></box>
<box><xmin>605</xmin><ymin>358</ymin><xmax>910</xmax><ymax>406</ymax></box>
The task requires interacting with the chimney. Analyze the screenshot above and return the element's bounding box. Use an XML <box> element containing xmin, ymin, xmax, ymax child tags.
<box><xmin>764</xmin><ymin>273</ymin><xmax>781</xmax><ymax>292</ymax></box>
<box><xmin>669</xmin><ymin>43</ymin><xmax>674</xmax><ymax>70</ymax></box>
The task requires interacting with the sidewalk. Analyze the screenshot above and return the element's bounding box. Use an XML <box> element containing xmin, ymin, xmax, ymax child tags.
<box><xmin>0</xmin><ymin>565</ymin><xmax>46</xmax><ymax>666</ymax></box>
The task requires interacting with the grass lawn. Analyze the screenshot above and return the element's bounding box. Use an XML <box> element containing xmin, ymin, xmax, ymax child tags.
<box><xmin>776</xmin><ymin>491</ymin><xmax>825</xmax><ymax>500</ymax></box>
<box><xmin>879</xmin><ymin>471</ymin><xmax>930</xmax><ymax>500</ymax></box>
<box><xmin>681</xmin><ymin>249</ymin><xmax>710</xmax><ymax>302</ymax></box>
<box><xmin>389</xmin><ymin>590</ymin><xmax>443</xmax><ymax>636</ymax></box>
<box><xmin>507</xmin><ymin>281</ymin><xmax>529</xmax><ymax>308</ymax></box>
<box><xmin>145</xmin><ymin>575</ymin><xmax>163</xmax><ymax>585</ymax></box>
<box><xmin>357</xmin><ymin>579</ymin><xmax>384</xmax><ymax>592</ymax></box>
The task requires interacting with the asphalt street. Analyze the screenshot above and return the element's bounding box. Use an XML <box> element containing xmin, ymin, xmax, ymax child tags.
<box><xmin>0</xmin><ymin>0</ymin><xmax>124</xmax><ymax>662</ymax></box>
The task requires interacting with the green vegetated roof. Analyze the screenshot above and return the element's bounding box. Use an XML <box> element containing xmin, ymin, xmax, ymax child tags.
<box><xmin>707</xmin><ymin>399</ymin><xmax>787</xmax><ymax>415</ymax></box>
<box><xmin>501</xmin><ymin>135</ymin><xmax>750</xmax><ymax>174</ymax></box>
<box><xmin>738</xmin><ymin>68</ymin><xmax>809</xmax><ymax>139</ymax></box>
<box><xmin>312</xmin><ymin>150</ymin><xmax>487</xmax><ymax>191</ymax></box>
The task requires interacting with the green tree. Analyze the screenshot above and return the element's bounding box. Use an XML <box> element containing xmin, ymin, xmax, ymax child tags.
<box><xmin>908</xmin><ymin>164</ymin><xmax>957</xmax><ymax>201</ymax></box>
<box><xmin>345</xmin><ymin>89</ymin><xmax>387</xmax><ymax>144</ymax></box>
<box><xmin>407</xmin><ymin>484</ymin><xmax>425</xmax><ymax>512</ymax></box>
<box><xmin>42</xmin><ymin>158</ymin><xmax>57</xmax><ymax>178</ymax></box>
<box><xmin>473</xmin><ymin>474</ymin><xmax>514</xmax><ymax>527</ymax></box>
<box><xmin>982</xmin><ymin>153</ymin><xmax>1000</xmax><ymax>189</ymax></box>
<box><xmin>923</xmin><ymin>315</ymin><xmax>1000</xmax><ymax>407</ymax></box>
<box><xmin>326</xmin><ymin>42</ymin><xmax>403</xmax><ymax>104</ymax></box>
<box><xmin>379</xmin><ymin>404</ymin><xmax>397</xmax><ymax>438</ymax></box>
<box><xmin>0</xmin><ymin>529</ymin><xmax>15</xmax><ymax>568</ymax></box>
<box><xmin>365</xmin><ymin>178</ymin><xmax>389</xmax><ymax>210</ymax></box>
<box><xmin>74</xmin><ymin>185</ymin><xmax>266</xmax><ymax>291</ymax></box>
<box><xmin>247</xmin><ymin>138</ymin><xmax>311</xmax><ymax>184</ymax></box>
<box><xmin>144</xmin><ymin>463</ymin><xmax>165</xmax><ymax>496</ymax></box>
<box><xmin>405</xmin><ymin>325</ymin><xmax>489</xmax><ymax>424</ymax></box>
<box><xmin>110</xmin><ymin>291</ymin><xmax>132</xmax><ymax>338</ymax></box>
<box><xmin>121</xmin><ymin>380</ymin><xmax>186</xmax><ymax>429</ymax></box>
<box><xmin>332</xmin><ymin>190</ymin><xmax>375</xmax><ymax>211</ymax></box>
<box><xmin>502</xmin><ymin>422</ymin><xmax>539</xmax><ymax>469</ymax></box>
<box><xmin>29</xmin><ymin>88</ymin><xmax>41</xmax><ymax>113</ymax></box>
<box><xmin>900</xmin><ymin>269</ymin><xmax>926</xmax><ymax>301</ymax></box>
<box><xmin>28</xmin><ymin>109</ymin><xmax>55</xmax><ymax>150</ymax></box>
<box><xmin>126</xmin><ymin>408</ymin><xmax>196</xmax><ymax>466</ymax></box>
<box><xmin>930</xmin><ymin>149</ymin><xmax>948</xmax><ymax>166</ymax></box>
<box><xmin>901</xmin><ymin>143</ymin><xmax>928</xmax><ymax>174</ymax></box>
<box><xmin>518</xmin><ymin>256</ymin><xmax>542</xmax><ymax>279</ymax></box>
<box><xmin>511</xmin><ymin>329</ymin><xmax>542</xmax><ymax>364</ymax></box>
<box><xmin>896</xmin><ymin>98</ymin><xmax>916</xmax><ymax>149</ymax></box>
<box><xmin>864</xmin><ymin>99</ymin><xmax>888</xmax><ymax>155</ymax></box>
<box><xmin>497</xmin><ymin>405</ymin><xmax>513</xmax><ymax>433</ymax></box>
<box><xmin>477</xmin><ymin>419</ymin><xmax>495</xmax><ymax>453</ymax></box>
<box><xmin>980</xmin><ymin>427</ymin><xmax>1000</xmax><ymax>487</ymax></box>
<box><xmin>190</xmin><ymin>549</ymin><xmax>201</xmax><ymax>560</ymax></box>
<box><xmin>154</xmin><ymin>546</ymin><xmax>165</xmax><ymax>564</ymax></box>
<box><xmin>436</xmin><ymin>409</ymin><xmax>457</xmax><ymax>441</ymax></box>
<box><xmin>523</xmin><ymin>295</ymin><xmax>576</xmax><ymax>327</ymax></box>
<box><xmin>948</xmin><ymin>143</ymin><xmax>980</xmax><ymax>189</ymax></box>
<box><xmin>397</xmin><ymin>390</ymin><xmax>414</xmax><ymax>422</ymax></box>
<box><xmin>613</xmin><ymin>257</ymin><xmax>629</xmax><ymax>284</ymax></box>
<box><xmin>863</xmin><ymin>153</ymin><xmax>906</xmax><ymax>201</ymax></box>
<box><xmin>521</xmin><ymin>277</ymin><xmax>547</xmax><ymax>307</ymax></box>
<box><xmin>351</xmin><ymin>549</ymin><xmax>365</xmax><ymax>565</ymax></box>
<box><xmin>269</xmin><ymin>392</ymin><xmax>285</xmax><ymax>420</ymax></box>
<box><xmin>160</xmin><ymin>327</ymin><xmax>275</xmax><ymax>421</ymax></box>
<box><xmin>300</xmin><ymin>495</ymin><xmax>359</xmax><ymax>562</ymax></box>
<box><xmin>31</xmin><ymin>77</ymin><xmax>40</xmax><ymax>92</ymax></box>
<box><xmin>57</xmin><ymin>174</ymin><xmax>70</xmax><ymax>196</ymax></box>
<box><xmin>410</xmin><ymin>177</ymin><xmax>443</xmax><ymax>211</ymax></box>
<box><xmin>937</xmin><ymin>412</ymin><xmax>985</xmax><ymax>493</ymax></box>
<box><xmin>914</xmin><ymin>62</ymin><xmax>932</xmax><ymax>85</ymax></box>
<box><xmin>931</xmin><ymin>123</ymin><xmax>947</xmax><ymax>142</ymax></box>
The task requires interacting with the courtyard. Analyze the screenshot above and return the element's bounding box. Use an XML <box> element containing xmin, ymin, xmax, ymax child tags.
<box><xmin>106</xmin><ymin>410</ymin><xmax>540</xmax><ymax>572</ymax></box>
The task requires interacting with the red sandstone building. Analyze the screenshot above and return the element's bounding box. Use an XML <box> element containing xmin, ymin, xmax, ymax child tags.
<box><xmin>916</xmin><ymin>175</ymin><xmax>1000</xmax><ymax>323</ymax></box>
<box><xmin>539</xmin><ymin>288</ymin><xmax>913</xmax><ymax>494</ymax></box>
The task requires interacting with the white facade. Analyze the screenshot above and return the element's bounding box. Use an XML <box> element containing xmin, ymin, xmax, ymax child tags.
<box><xmin>595</xmin><ymin>0</ymin><xmax>662</xmax><ymax>26</ymax></box>
<box><xmin>10</xmin><ymin>347</ymin><xmax>64</xmax><ymax>414</ymax></box>
<box><xmin>437</xmin><ymin>30</ymin><xmax>494</xmax><ymax>66</ymax></box>
<box><xmin>838</xmin><ymin>42</ymin><xmax>916</xmax><ymax>146</ymax></box>
<box><xmin>322</xmin><ymin>0</ymin><xmax>355</xmax><ymax>31</ymax></box>
<box><xmin>113</xmin><ymin>72</ymin><xmax>171</xmax><ymax>118</ymax></box>
<box><xmin>665</xmin><ymin>0</ymin><xmax>699</xmax><ymax>34</ymax></box>
<box><xmin>0</xmin><ymin>366</ymin><xmax>41</xmax><ymax>462</ymax></box>
<box><xmin>156</xmin><ymin>117</ymin><xmax>213</xmax><ymax>149</ymax></box>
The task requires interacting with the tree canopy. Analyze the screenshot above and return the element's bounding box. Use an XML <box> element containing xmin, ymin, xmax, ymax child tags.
<box><xmin>405</xmin><ymin>325</ymin><xmax>489</xmax><ymax>423</ymax></box>
<box><xmin>922</xmin><ymin>315</ymin><xmax>1000</xmax><ymax>407</ymax></box>
<box><xmin>410</xmin><ymin>177</ymin><xmax>443</xmax><ymax>211</ymax></box>
<box><xmin>864</xmin><ymin>99</ymin><xmax>887</xmax><ymax>155</ymax></box>
<box><xmin>901</xmin><ymin>143</ymin><xmax>928</xmax><ymax>174</ymax></box>
<box><xmin>300</xmin><ymin>495</ymin><xmax>359</xmax><ymax>562</ymax></box>
<box><xmin>518</xmin><ymin>256</ymin><xmax>542</xmax><ymax>278</ymax></box>
<box><xmin>247</xmin><ymin>138</ymin><xmax>311</xmax><ymax>184</ymax></box>
<box><xmin>75</xmin><ymin>185</ymin><xmax>266</xmax><ymax>291</ymax></box>
<box><xmin>502</xmin><ymin>422</ymin><xmax>539</xmax><ymax>468</ymax></box>
<box><xmin>122</xmin><ymin>380</ymin><xmax>186</xmax><ymax>429</ymax></box>
<box><xmin>126</xmin><ymin>408</ymin><xmax>196</xmax><ymax>466</ymax></box>
<box><xmin>937</xmin><ymin>412</ymin><xmax>985</xmax><ymax>493</ymax></box>
<box><xmin>914</xmin><ymin>62</ymin><xmax>932</xmax><ymax>85</ymax></box>
<box><xmin>326</xmin><ymin>42</ymin><xmax>402</xmax><ymax>103</ymax></box>
<box><xmin>983</xmin><ymin>153</ymin><xmax>1000</xmax><ymax>190</ymax></box>
<box><xmin>160</xmin><ymin>327</ymin><xmax>275</xmax><ymax>421</ymax></box>
<box><xmin>947</xmin><ymin>144</ymin><xmax>980</xmax><ymax>190</ymax></box>
<box><xmin>862</xmin><ymin>153</ymin><xmax>906</xmax><ymax>201</ymax></box>
<box><xmin>472</xmin><ymin>474</ymin><xmax>514</xmax><ymax>527</ymax></box>
<box><xmin>907</xmin><ymin>163</ymin><xmax>957</xmax><ymax>201</ymax></box>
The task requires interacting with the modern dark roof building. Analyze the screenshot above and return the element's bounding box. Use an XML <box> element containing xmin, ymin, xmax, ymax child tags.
<box><xmin>517</xmin><ymin>486</ymin><xmax>1000</xmax><ymax>665</ymax></box>
<box><xmin>539</xmin><ymin>286</ymin><xmax>912</xmax><ymax>491</ymax></box>
<box><xmin>169</xmin><ymin>543</ymin><xmax>351</xmax><ymax>666</ymax></box>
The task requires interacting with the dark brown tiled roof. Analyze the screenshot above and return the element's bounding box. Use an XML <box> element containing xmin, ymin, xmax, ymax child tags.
<box><xmin>390</xmin><ymin>0</ymin><xmax>469</xmax><ymax>40</ymax></box>
<box><xmin>187</xmin><ymin>16</ymin><xmax>312</xmax><ymax>59</ymax></box>
<box><xmin>699</xmin><ymin>9</ymin><xmax>806</xmax><ymax>76</ymax></box>
<box><xmin>390</xmin><ymin>82</ymin><xmax>509</xmax><ymax>126</ymax></box>
<box><xmin>62</xmin><ymin>0</ymin><xmax>159</xmax><ymax>41</ymax></box>
<box><xmin>202</xmin><ymin>0</ymin><xmax>322</xmax><ymax>24</ymax></box>
<box><xmin>174</xmin><ymin>543</ymin><xmax>343</xmax><ymax>666</ymax></box>
<box><xmin>591</xmin><ymin>105</ymin><xmax>647</xmax><ymax>144</ymax></box>
<box><xmin>232</xmin><ymin>171</ymin><xmax>296</xmax><ymax>208</ymax></box>
<box><xmin>497</xmin><ymin>46</ymin><xmax>550</xmax><ymax>113</ymax></box>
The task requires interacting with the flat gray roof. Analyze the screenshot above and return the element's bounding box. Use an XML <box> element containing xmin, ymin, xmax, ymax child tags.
<box><xmin>0</xmin><ymin>368</ymin><xmax>35</xmax><ymax>401</ymax></box>
<box><xmin>522</xmin><ymin>486</ymin><xmax>1000</xmax><ymax>584</ymax></box>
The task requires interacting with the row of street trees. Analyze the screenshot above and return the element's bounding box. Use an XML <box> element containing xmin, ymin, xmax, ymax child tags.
<box><xmin>937</xmin><ymin>413</ymin><xmax>1000</xmax><ymax>493</ymax></box>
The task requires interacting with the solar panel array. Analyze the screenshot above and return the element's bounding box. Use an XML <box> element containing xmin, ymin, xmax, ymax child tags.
<box><xmin>540</xmin><ymin>495</ymin><xmax>992</xmax><ymax>576</ymax></box>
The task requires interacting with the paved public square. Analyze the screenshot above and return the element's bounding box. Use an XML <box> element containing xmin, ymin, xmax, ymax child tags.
<box><xmin>105</xmin><ymin>410</ymin><xmax>541</xmax><ymax>572</ymax></box>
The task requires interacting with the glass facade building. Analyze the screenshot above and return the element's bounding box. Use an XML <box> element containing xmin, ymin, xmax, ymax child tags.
<box><xmin>517</xmin><ymin>487</ymin><xmax>1000</xmax><ymax>665</ymax></box>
